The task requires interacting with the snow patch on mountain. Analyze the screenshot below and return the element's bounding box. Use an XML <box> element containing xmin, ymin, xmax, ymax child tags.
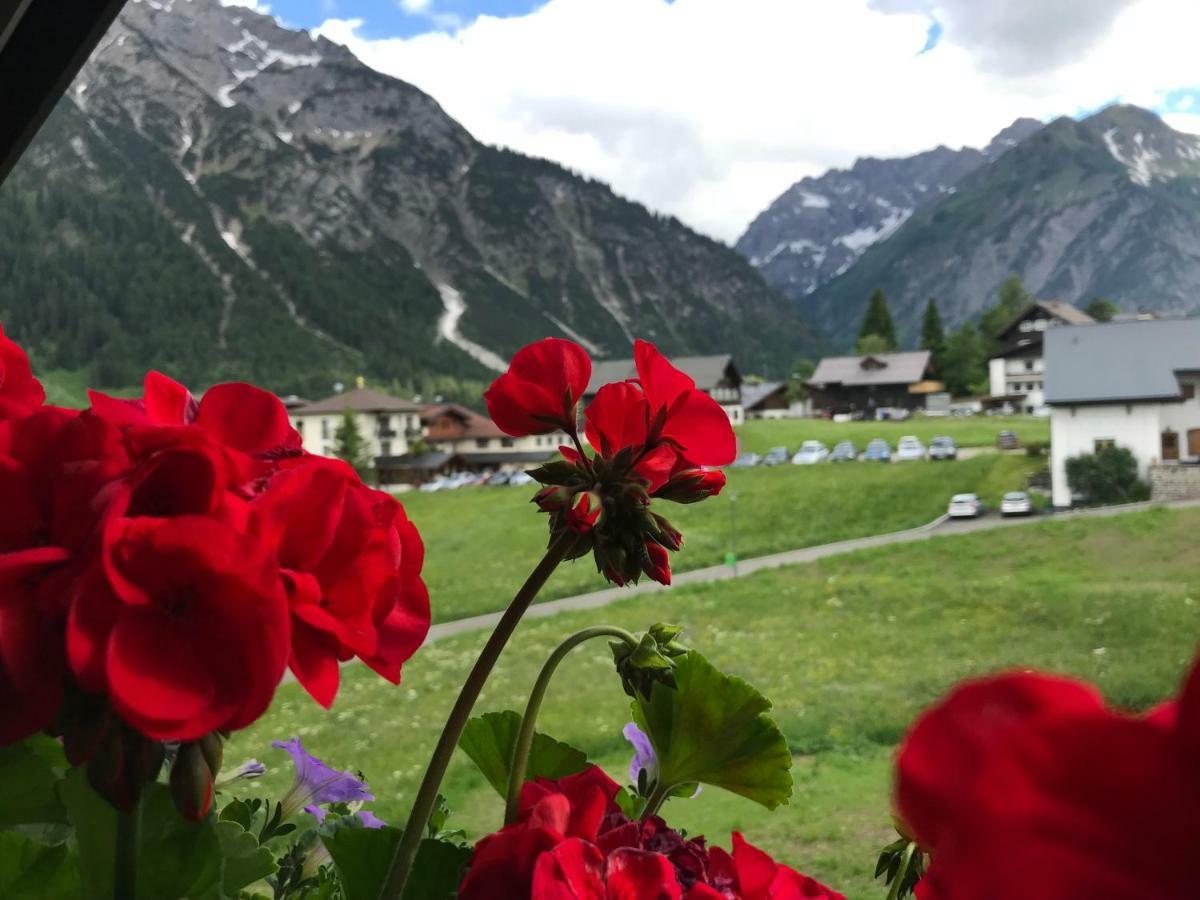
<box><xmin>436</xmin><ymin>284</ymin><xmax>507</xmax><ymax>372</ymax></box>
<box><xmin>835</xmin><ymin>207</ymin><xmax>912</xmax><ymax>252</ymax></box>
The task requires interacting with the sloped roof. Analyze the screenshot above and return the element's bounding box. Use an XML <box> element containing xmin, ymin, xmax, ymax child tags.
<box><xmin>421</xmin><ymin>403</ymin><xmax>507</xmax><ymax>439</ymax></box>
<box><xmin>295</xmin><ymin>388</ymin><xmax>423</xmax><ymax>415</ymax></box>
<box><xmin>1044</xmin><ymin>317</ymin><xmax>1200</xmax><ymax>404</ymax></box>
<box><xmin>809</xmin><ymin>351</ymin><xmax>932</xmax><ymax>387</ymax></box>
<box><xmin>996</xmin><ymin>300</ymin><xmax>1094</xmax><ymax>340</ymax></box>
<box><xmin>586</xmin><ymin>354</ymin><xmax>736</xmax><ymax>394</ymax></box>
<box><xmin>741</xmin><ymin>381</ymin><xmax>786</xmax><ymax>410</ymax></box>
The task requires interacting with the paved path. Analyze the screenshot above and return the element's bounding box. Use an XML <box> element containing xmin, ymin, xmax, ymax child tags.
<box><xmin>425</xmin><ymin>498</ymin><xmax>1200</xmax><ymax>644</ymax></box>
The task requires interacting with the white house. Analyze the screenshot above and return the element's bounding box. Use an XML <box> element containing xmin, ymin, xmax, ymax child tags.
<box><xmin>291</xmin><ymin>386</ymin><xmax>424</xmax><ymax>461</ymax></box>
<box><xmin>585</xmin><ymin>354</ymin><xmax>745</xmax><ymax>424</ymax></box>
<box><xmin>420</xmin><ymin>403</ymin><xmax>567</xmax><ymax>457</ymax></box>
<box><xmin>1045</xmin><ymin>317</ymin><xmax>1200</xmax><ymax>507</ymax></box>
<box><xmin>988</xmin><ymin>300</ymin><xmax>1093</xmax><ymax>414</ymax></box>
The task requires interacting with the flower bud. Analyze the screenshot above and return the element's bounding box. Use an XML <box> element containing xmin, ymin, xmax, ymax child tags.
<box><xmin>567</xmin><ymin>491</ymin><xmax>603</xmax><ymax>534</ymax></box>
<box><xmin>170</xmin><ymin>742</ymin><xmax>214</xmax><ymax>822</ymax></box>
<box><xmin>649</xmin><ymin>514</ymin><xmax>683</xmax><ymax>551</ymax></box>
<box><xmin>624</xmin><ymin>483</ymin><xmax>651</xmax><ymax>509</ymax></box>
<box><xmin>532</xmin><ymin>484</ymin><xmax>573</xmax><ymax>512</ymax></box>
<box><xmin>654</xmin><ymin>468</ymin><xmax>726</xmax><ymax>504</ymax></box>
<box><xmin>198</xmin><ymin>732</ymin><xmax>224</xmax><ymax>778</ymax></box>
<box><xmin>642</xmin><ymin>540</ymin><xmax>672</xmax><ymax>586</ymax></box>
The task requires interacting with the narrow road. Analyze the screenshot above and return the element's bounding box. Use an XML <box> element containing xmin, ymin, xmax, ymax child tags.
<box><xmin>426</xmin><ymin>498</ymin><xmax>1200</xmax><ymax>644</ymax></box>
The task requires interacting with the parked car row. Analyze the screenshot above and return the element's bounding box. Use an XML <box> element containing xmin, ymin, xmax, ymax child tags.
<box><xmin>730</xmin><ymin>436</ymin><xmax>960</xmax><ymax>466</ymax></box>
<box><xmin>419</xmin><ymin>469</ymin><xmax>535</xmax><ymax>492</ymax></box>
<box><xmin>946</xmin><ymin>491</ymin><xmax>1036</xmax><ymax>519</ymax></box>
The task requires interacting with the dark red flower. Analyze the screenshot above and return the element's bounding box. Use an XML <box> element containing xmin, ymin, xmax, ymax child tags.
<box><xmin>691</xmin><ymin>834</ymin><xmax>845</xmax><ymax>900</ymax></box>
<box><xmin>66</xmin><ymin>516</ymin><xmax>290</xmax><ymax>742</ymax></box>
<box><xmin>895</xmin><ymin>662</ymin><xmax>1200</xmax><ymax>900</ymax></box>
<box><xmin>0</xmin><ymin>582</ymin><xmax>66</xmax><ymax>745</ymax></box>
<box><xmin>251</xmin><ymin>457</ymin><xmax>430</xmax><ymax>707</ymax></box>
<box><xmin>485</xmin><ymin>338</ymin><xmax>592</xmax><ymax>436</ymax></box>
<box><xmin>654</xmin><ymin>468</ymin><xmax>726</xmax><ymax>505</ymax></box>
<box><xmin>0</xmin><ymin>324</ymin><xmax>45</xmax><ymax>419</ymax></box>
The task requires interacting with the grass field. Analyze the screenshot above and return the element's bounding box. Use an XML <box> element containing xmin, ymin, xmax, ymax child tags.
<box><xmin>402</xmin><ymin>451</ymin><xmax>1042</xmax><ymax>622</ymax></box>
<box><xmin>228</xmin><ymin>506</ymin><xmax>1200</xmax><ymax>900</ymax></box>
<box><xmin>734</xmin><ymin>414</ymin><xmax>1049</xmax><ymax>455</ymax></box>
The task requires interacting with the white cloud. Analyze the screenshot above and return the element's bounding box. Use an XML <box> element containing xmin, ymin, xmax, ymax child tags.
<box><xmin>314</xmin><ymin>0</ymin><xmax>1200</xmax><ymax>243</ymax></box>
<box><xmin>219</xmin><ymin>0</ymin><xmax>271</xmax><ymax>13</ymax></box>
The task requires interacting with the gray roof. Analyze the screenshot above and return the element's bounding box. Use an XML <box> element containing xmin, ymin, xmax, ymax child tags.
<box><xmin>295</xmin><ymin>388</ymin><xmax>423</xmax><ymax>415</ymax></box>
<box><xmin>585</xmin><ymin>354</ymin><xmax>736</xmax><ymax>395</ymax></box>
<box><xmin>1044</xmin><ymin>317</ymin><xmax>1200</xmax><ymax>404</ymax></box>
<box><xmin>741</xmin><ymin>381</ymin><xmax>786</xmax><ymax>410</ymax></box>
<box><xmin>809</xmin><ymin>351</ymin><xmax>932</xmax><ymax>388</ymax></box>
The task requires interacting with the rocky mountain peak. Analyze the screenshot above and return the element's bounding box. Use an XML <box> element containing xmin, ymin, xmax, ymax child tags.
<box><xmin>1079</xmin><ymin>104</ymin><xmax>1200</xmax><ymax>187</ymax></box>
<box><xmin>734</xmin><ymin>118</ymin><xmax>1044</xmax><ymax>302</ymax></box>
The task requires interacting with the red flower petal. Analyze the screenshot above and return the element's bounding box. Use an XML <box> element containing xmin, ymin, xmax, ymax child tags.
<box><xmin>584</xmin><ymin>381</ymin><xmax>650</xmax><ymax>457</ymax></box>
<box><xmin>606</xmin><ymin>847</ymin><xmax>682</xmax><ymax>899</ymax></box>
<box><xmin>531</xmin><ymin>838</ymin><xmax>606</xmax><ymax>899</ymax></box>
<box><xmin>143</xmin><ymin>371</ymin><xmax>197</xmax><ymax>425</ymax></box>
<box><xmin>289</xmin><ymin>618</ymin><xmax>342</xmax><ymax>709</ymax></box>
<box><xmin>106</xmin><ymin>615</ymin><xmax>217</xmax><ymax>730</ymax></box>
<box><xmin>659</xmin><ymin>391</ymin><xmax>736</xmax><ymax>467</ymax></box>
<box><xmin>634</xmin><ymin>340</ymin><xmax>694</xmax><ymax>410</ymax></box>
<box><xmin>485</xmin><ymin>338</ymin><xmax>592</xmax><ymax>436</ymax></box>
<box><xmin>194</xmin><ymin>382</ymin><xmax>299</xmax><ymax>455</ymax></box>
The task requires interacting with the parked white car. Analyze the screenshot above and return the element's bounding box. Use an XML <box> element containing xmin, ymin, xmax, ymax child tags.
<box><xmin>948</xmin><ymin>493</ymin><xmax>984</xmax><ymax>519</ymax></box>
<box><xmin>419</xmin><ymin>476</ymin><xmax>452</xmax><ymax>493</ymax></box>
<box><xmin>894</xmin><ymin>436</ymin><xmax>926</xmax><ymax>461</ymax></box>
<box><xmin>507</xmin><ymin>471</ymin><xmax>535</xmax><ymax>487</ymax></box>
<box><xmin>791</xmin><ymin>440</ymin><xmax>830</xmax><ymax>465</ymax></box>
<box><xmin>1000</xmin><ymin>491</ymin><xmax>1034</xmax><ymax>517</ymax></box>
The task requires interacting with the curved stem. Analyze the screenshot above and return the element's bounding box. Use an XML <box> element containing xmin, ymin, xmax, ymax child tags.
<box><xmin>378</xmin><ymin>531</ymin><xmax>578</xmax><ymax>900</ymax></box>
<box><xmin>639</xmin><ymin>779</ymin><xmax>672</xmax><ymax>821</ymax></box>
<box><xmin>886</xmin><ymin>841</ymin><xmax>917</xmax><ymax>900</ymax></box>
<box><xmin>114</xmin><ymin>800</ymin><xmax>141</xmax><ymax>900</ymax></box>
<box><xmin>504</xmin><ymin>626</ymin><xmax>638</xmax><ymax>824</ymax></box>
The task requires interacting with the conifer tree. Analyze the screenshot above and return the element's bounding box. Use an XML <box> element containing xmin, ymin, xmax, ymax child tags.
<box><xmin>857</xmin><ymin>289</ymin><xmax>897</xmax><ymax>351</ymax></box>
<box><xmin>334</xmin><ymin>408</ymin><xmax>374</xmax><ymax>481</ymax></box>
<box><xmin>920</xmin><ymin>297</ymin><xmax>946</xmax><ymax>371</ymax></box>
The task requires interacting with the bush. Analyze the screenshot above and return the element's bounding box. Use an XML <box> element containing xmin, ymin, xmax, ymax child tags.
<box><xmin>1024</xmin><ymin>440</ymin><xmax>1049</xmax><ymax>458</ymax></box>
<box><xmin>1065</xmin><ymin>446</ymin><xmax>1150</xmax><ymax>506</ymax></box>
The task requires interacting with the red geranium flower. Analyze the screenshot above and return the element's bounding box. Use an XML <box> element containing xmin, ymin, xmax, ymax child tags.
<box><xmin>0</xmin><ymin>324</ymin><xmax>45</xmax><ymax>419</ymax></box>
<box><xmin>485</xmin><ymin>338</ymin><xmax>592</xmax><ymax>436</ymax></box>
<box><xmin>895</xmin><ymin>660</ymin><xmax>1200</xmax><ymax>899</ymax></box>
<box><xmin>252</xmin><ymin>457</ymin><xmax>430</xmax><ymax>707</ymax></box>
<box><xmin>66</xmin><ymin>516</ymin><xmax>290</xmax><ymax>742</ymax></box>
<box><xmin>460</xmin><ymin>767</ymin><xmax>841</xmax><ymax>900</ymax></box>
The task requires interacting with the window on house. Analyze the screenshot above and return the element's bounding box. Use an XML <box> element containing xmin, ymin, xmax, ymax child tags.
<box><xmin>501</xmin><ymin>437</ymin><xmax>514</xmax><ymax>448</ymax></box>
<box><xmin>475</xmin><ymin>438</ymin><xmax>489</xmax><ymax>449</ymax></box>
<box><xmin>321</xmin><ymin>419</ymin><xmax>330</xmax><ymax>440</ymax></box>
<box><xmin>380</xmin><ymin>441</ymin><xmax>391</xmax><ymax>456</ymax></box>
<box><xmin>1094</xmin><ymin>438</ymin><xmax>1116</xmax><ymax>452</ymax></box>
<box><xmin>293</xmin><ymin>420</ymin><xmax>304</xmax><ymax>437</ymax></box>
<box><xmin>1024</xmin><ymin>360</ymin><xmax>1034</xmax><ymax>371</ymax></box>
<box><xmin>1181</xmin><ymin>384</ymin><xmax>1196</xmax><ymax>400</ymax></box>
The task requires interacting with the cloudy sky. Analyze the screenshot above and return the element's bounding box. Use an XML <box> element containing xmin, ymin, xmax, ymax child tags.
<box><xmin>231</xmin><ymin>0</ymin><xmax>1200</xmax><ymax>243</ymax></box>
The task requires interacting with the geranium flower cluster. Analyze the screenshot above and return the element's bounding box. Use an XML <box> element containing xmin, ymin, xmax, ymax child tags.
<box><xmin>459</xmin><ymin>766</ymin><xmax>843</xmax><ymax>899</ymax></box>
<box><xmin>0</xmin><ymin>325</ymin><xmax>429</xmax><ymax>815</ymax></box>
<box><xmin>485</xmin><ymin>338</ymin><xmax>735</xmax><ymax>586</ymax></box>
<box><xmin>895</xmin><ymin>648</ymin><xmax>1200</xmax><ymax>899</ymax></box>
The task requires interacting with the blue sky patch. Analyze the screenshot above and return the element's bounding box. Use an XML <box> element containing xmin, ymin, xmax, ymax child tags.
<box><xmin>271</xmin><ymin>0</ymin><xmax>546</xmax><ymax>37</ymax></box>
<box><xmin>918</xmin><ymin>18</ymin><xmax>941</xmax><ymax>55</ymax></box>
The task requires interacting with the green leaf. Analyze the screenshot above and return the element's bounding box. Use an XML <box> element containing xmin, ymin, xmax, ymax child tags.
<box><xmin>323</xmin><ymin>823</ymin><xmax>471</xmax><ymax>900</ymax></box>
<box><xmin>215</xmin><ymin>820</ymin><xmax>277</xmax><ymax>895</ymax></box>
<box><xmin>632</xmin><ymin>650</ymin><xmax>793</xmax><ymax>809</ymax></box>
<box><xmin>458</xmin><ymin>710</ymin><xmax>589</xmax><ymax>798</ymax></box>
<box><xmin>217</xmin><ymin>797</ymin><xmax>256</xmax><ymax>832</ymax></box>
<box><xmin>0</xmin><ymin>831</ymin><xmax>81</xmax><ymax>899</ymax></box>
<box><xmin>0</xmin><ymin>735</ymin><xmax>68</xmax><ymax>826</ymax></box>
<box><xmin>59</xmin><ymin>768</ymin><xmax>222</xmax><ymax>900</ymax></box>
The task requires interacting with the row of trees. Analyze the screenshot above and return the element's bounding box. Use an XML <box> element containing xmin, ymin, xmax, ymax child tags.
<box><xmin>854</xmin><ymin>278</ymin><xmax>1120</xmax><ymax>396</ymax></box>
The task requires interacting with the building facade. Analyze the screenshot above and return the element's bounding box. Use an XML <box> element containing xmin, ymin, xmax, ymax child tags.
<box><xmin>988</xmin><ymin>301</ymin><xmax>1093</xmax><ymax>414</ymax></box>
<box><xmin>807</xmin><ymin>351</ymin><xmax>939</xmax><ymax>416</ymax></box>
<box><xmin>291</xmin><ymin>387</ymin><xmax>424</xmax><ymax>461</ymax></box>
<box><xmin>1045</xmin><ymin>318</ymin><xmax>1200</xmax><ymax>507</ymax></box>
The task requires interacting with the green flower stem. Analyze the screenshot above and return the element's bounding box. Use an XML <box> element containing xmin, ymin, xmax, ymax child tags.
<box><xmin>379</xmin><ymin>530</ymin><xmax>579</xmax><ymax>900</ymax></box>
<box><xmin>114</xmin><ymin>800</ymin><xmax>141</xmax><ymax>900</ymax></box>
<box><xmin>886</xmin><ymin>841</ymin><xmax>917</xmax><ymax>900</ymax></box>
<box><xmin>504</xmin><ymin>626</ymin><xmax>638</xmax><ymax>824</ymax></box>
<box><xmin>639</xmin><ymin>780</ymin><xmax>672</xmax><ymax>821</ymax></box>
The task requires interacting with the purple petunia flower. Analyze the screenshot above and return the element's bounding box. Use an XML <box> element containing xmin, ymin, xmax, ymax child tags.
<box><xmin>624</xmin><ymin>722</ymin><xmax>659</xmax><ymax>785</ymax></box>
<box><xmin>355</xmin><ymin>809</ymin><xmax>387</xmax><ymax>829</ymax></box>
<box><xmin>623</xmin><ymin>723</ymin><xmax>700</xmax><ymax>799</ymax></box>
<box><xmin>272</xmin><ymin>737</ymin><xmax>374</xmax><ymax>820</ymax></box>
<box><xmin>215</xmin><ymin>758</ymin><xmax>267</xmax><ymax>791</ymax></box>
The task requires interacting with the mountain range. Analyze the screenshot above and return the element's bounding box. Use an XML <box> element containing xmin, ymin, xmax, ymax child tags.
<box><xmin>740</xmin><ymin>105</ymin><xmax>1200</xmax><ymax>347</ymax></box>
<box><xmin>0</xmin><ymin>0</ymin><xmax>817</xmax><ymax>397</ymax></box>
